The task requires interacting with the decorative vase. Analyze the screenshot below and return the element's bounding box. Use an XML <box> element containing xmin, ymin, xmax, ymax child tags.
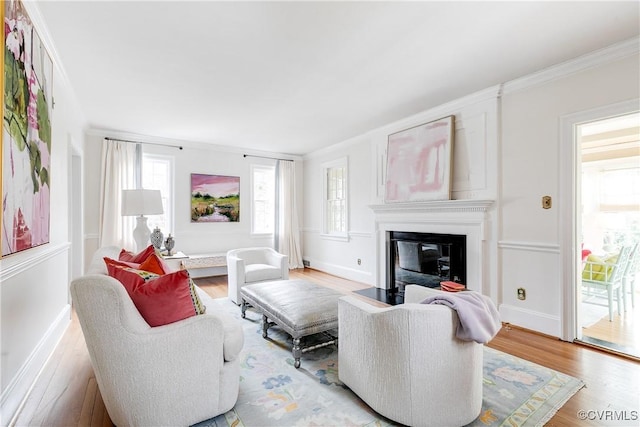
<box><xmin>164</xmin><ymin>234</ymin><xmax>175</xmax><ymax>256</ymax></box>
<box><xmin>150</xmin><ymin>227</ymin><xmax>164</xmax><ymax>250</ymax></box>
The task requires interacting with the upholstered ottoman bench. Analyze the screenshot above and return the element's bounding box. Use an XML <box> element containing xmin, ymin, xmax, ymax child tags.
<box><xmin>240</xmin><ymin>279</ymin><xmax>342</xmax><ymax>368</ymax></box>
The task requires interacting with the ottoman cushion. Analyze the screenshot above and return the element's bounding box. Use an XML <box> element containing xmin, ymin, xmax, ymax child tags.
<box><xmin>241</xmin><ymin>279</ymin><xmax>342</xmax><ymax>337</ymax></box>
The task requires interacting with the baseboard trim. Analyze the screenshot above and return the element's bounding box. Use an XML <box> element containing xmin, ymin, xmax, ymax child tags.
<box><xmin>304</xmin><ymin>259</ymin><xmax>373</xmax><ymax>286</ymax></box>
<box><xmin>499</xmin><ymin>303</ymin><xmax>561</xmax><ymax>338</ymax></box>
<box><xmin>1</xmin><ymin>305</ymin><xmax>71</xmax><ymax>426</ymax></box>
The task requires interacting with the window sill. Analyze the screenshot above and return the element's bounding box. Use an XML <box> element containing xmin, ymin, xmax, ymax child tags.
<box><xmin>250</xmin><ymin>232</ymin><xmax>274</xmax><ymax>238</ymax></box>
<box><xmin>320</xmin><ymin>233</ymin><xmax>349</xmax><ymax>242</ymax></box>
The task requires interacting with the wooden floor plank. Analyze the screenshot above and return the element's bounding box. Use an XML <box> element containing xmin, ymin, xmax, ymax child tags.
<box><xmin>78</xmin><ymin>378</ymin><xmax>98</xmax><ymax>427</ymax></box>
<box><xmin>10</xmin><ymin>269</ymin><xmax>640</xmax><ymax>427</ymax></box>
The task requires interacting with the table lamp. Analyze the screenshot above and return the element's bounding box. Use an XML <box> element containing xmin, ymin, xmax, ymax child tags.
<box><xmin>121</xmin><ymin>189</ymin><xmax>164</xmax><ymax>251</ymax></box>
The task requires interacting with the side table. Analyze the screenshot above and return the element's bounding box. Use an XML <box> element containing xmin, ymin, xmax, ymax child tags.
<box><xmin>181</xmin><ymin>253</ymin><xmax>227</xmax><ymax>278</ymax></box>
<box><xmin>162</xmin><ymin>251</ymin><xmax>188</xmax><ymax>272</ymax></box>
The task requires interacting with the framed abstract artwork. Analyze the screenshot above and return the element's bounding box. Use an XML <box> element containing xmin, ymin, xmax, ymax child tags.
<box><xmin>191</xmin><ymin>174</ymin><xmax>240</xmax><ymax>222</ymax></box>
<box><xmin>384</xmin><ymin>115</ymin><xmax>455</xmax><ymax>203</ymax></box>
<box><xmin>2</xmin><ymin>0</ymin><xmax>54</xmax><ymax>256</ymax></box>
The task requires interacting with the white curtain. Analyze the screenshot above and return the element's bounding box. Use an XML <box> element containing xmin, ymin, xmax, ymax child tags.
<box><xmin>276</xmin><ymin>160</ymin><xmax>304</xmax><ymax>268</ymax></box>
<box><xmin>99</xmin><ymin>139</ymin><xmax>136</xmax><ymax>249</ymax></box>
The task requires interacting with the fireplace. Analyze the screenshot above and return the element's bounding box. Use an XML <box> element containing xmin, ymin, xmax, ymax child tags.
<box><xmin>360</xmin><ymin>199</ymin><xmax>494</xmax><ymax>305</ymax></box>
<box><xmin>388</xmin><ymin>231</ymin><xmax>466</xmax><ymax>293</ymax></box>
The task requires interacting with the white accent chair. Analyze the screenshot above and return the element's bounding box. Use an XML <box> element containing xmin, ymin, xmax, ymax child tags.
<box><xmin>226</xmin><ymin>247</ymin><xmax>289</xmax><ymax>304</ymax></box>
<box><xmin>71</xmin><ymin>247</ymin><xmax>244</xmax><ymax>426</ymax></box>
<box><xmin>338</xmin><ymin>285</ymin><xmax>484</xmax><ymax>427</ymax></box>
<box><xmin>622</xmin><ymin>243</ymin><xmax>639</xmax><ymax>310</ymax></box>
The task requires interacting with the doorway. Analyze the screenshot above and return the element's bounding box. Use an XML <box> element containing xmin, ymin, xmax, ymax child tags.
<box><xmin>70</xmin><ymin>147</ymin><xmax>84</xmax><ymax>280</ymax></box>
<box><xmin>577</xmin><ymin>112</ymin><xmax>639</xmax><ymax>358</ymax></box>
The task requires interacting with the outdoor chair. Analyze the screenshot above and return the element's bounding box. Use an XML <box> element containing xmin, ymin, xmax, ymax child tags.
<box><xmin>582</xmin><ymin>246</ymin><xmax>631</xmax><ymax>321</ymax></box>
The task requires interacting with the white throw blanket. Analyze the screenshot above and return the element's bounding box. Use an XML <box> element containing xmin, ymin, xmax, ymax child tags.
<box><xmin>421</xmin><ymin>291</ymin><xmax>501</xmax><ymax>344</ymax></box>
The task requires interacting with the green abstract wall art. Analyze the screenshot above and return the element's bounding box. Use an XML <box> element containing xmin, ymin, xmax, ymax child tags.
<box><xmin>2</xmin><ymin>0</ymin><xmax>54</xmax><ymax>256</ymax></box>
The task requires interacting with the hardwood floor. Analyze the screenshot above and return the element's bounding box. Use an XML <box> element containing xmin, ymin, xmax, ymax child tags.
<box><xmin>10</xmin><ymin>269</ymin><xmax>640</xmax><ymax>427</ymax></box>
<box><xmin>581</xmin><ymin>288</ymin><xmax>640</xmax><ymax>358</ymax></box>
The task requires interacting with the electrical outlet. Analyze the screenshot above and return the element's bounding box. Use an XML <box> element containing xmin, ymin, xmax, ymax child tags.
<box><xmin>357</xmin><ymin>258</ymin><xmax>361</xmax><ymax>265</ymax></box>
<box><xmin>517</xmin><ymin>288</ymin><xmax>526</xmax><ymax>300</ymax></box>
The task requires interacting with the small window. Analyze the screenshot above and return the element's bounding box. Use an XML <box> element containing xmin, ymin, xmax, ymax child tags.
<box><xmin>322</xmin><ymin>157</ymin><xmax>348</xmax><ymax>240</ymax></box>
<box><xmin>600</xmin><ymin>167</ymin><xmax>640</xmax><ymax>208</ymax></box>
<box><xmin>142</xmin><ymin>154</ymin><xmax>174</xmax><ymax>235</ymax></box>
<box><xmin>251</xmin><ymin>164</ymin><xmax>275</xmax><ymax>235</ymax></box>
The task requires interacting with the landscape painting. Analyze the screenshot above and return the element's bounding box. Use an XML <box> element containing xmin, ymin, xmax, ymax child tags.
<box><xmin>385</xmin><ymin>115</ymin><xmax>454</xmax><ymax>203</ymax></box>
<box><xmin>191</xmin><ymin>174</ymin><xmax>240</xmax><ymax>222</ymax></box>
<box><xmin>2</xmin><ymin>0</ymin><xmax>54</xmax><ymax>256</ymax></box>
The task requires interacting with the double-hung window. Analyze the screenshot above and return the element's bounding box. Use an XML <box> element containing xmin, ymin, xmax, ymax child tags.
<box><xmin>322</xmin><ymin>157</ymin><xmax>348</xmax><ymax>240</ymax></box>
<box><xmin>251</xmin><ymin>164</ymin><xmax>276</xmax><ymax>235</ymax></box>
<box><xmin>142</xmin><ymin>154</ymin><xmax>174</xmax><ymax>235</ymax></box>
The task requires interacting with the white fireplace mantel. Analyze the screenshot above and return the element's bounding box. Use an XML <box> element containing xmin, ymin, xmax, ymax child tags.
<box><xmin>370</xmin><ymin>199</ymin><xmax>495</xmax><ymax>293</ymax></box>
<box><xmin>369</xmin><ymin>199</ymin><xmax>494</xmax><ymax>214</ymax></box>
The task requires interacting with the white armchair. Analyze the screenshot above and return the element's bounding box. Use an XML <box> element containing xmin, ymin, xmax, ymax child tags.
<box><xmin>226</xmin><ymin>247</ymin><xmax>289</xmax><ymax>304</ymax></box>
<box><xmin>338</xmin><ymin>285</ymin><xmax>483</xmax><ymax>427</ymax></box>
<box><xmin>71</xmin><ymin>247</ymin><xmax>244</xmax><ymax>426</ymax></box>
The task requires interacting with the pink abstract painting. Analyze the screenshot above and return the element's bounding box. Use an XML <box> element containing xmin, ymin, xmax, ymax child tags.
<box><xmin>2</xmin><ymin>0</ymin><xmax>54</xmax><ymax>256</ymax></box>
<box><xmin>385</xmin><ymin>116</ymin><xmax>454</xmax><ymax>203</ymax></box>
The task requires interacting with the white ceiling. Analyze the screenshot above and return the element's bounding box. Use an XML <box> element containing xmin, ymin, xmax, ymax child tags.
<box><xmin>35</xmin><ymin>1</ymin><xmax>640</xmax><ymax>156</ymax></box>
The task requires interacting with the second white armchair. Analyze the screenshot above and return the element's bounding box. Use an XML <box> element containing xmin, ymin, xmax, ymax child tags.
<box><xmin>338</xmin><ymin>285</ymin><xmax>484</xmax><ymax>427</ymax></box>
<box><xmin>226</xmin><ymin>247</ymin><xmax>289</xmax><ymax>304</ymax></box>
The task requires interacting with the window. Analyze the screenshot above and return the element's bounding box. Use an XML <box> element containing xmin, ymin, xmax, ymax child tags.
<box><xmin>600</xmin><ymin>167</ymin><xmax>640</xmax><ymax>209</ymax></box>
<box><xmin>322</xmin><ymin>157</ymin><xmax>348</xmax><ymax>239</ymax></box>
<box><xmin>251</xmin><ymin>164</ymin><xmax>275</xmax><ymax>235</ymax></box>
<box><xmin>582</xmin><ymin>159</ymin><xmax>640</xmax><ymax>251</ymax></box>
<box><xmin>142</xmin><ymin>154</ymin><xmax>174</xmax><ymax>235</ymax></box>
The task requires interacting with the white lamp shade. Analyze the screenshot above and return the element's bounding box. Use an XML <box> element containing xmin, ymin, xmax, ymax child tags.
<box><xmin>121</xmin><ymin>189</ymin><xmax>164</xmax><ymax>216</ymax></box>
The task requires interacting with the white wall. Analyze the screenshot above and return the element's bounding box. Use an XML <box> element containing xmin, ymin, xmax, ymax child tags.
<box><xmin>302</xmin><ymin>134</ymin><xmax>377</xmax><ymax>284</ymax></box>
<box><xmin>303</xmin><ymin>39</ymin><xmax>639</xmax><ymax>339</ymax></box>
<box><xmin>303</xmin><ymin>87</ymin><xmax>500</xmax><ymax>290</ymax></box>
<box><xmin>499</xmin><ymin>51</ymin><xmax>640</xmax><ymax>336</ymax></box>
<box><xmin>0</xmin><ymin>3</ymin><xmax>88</xmax><ymax>422</ymax></box>
<box><xmin>82</xmin><ymin>134</ymin><xmax>303</xmax><ymax>267</ymax></box>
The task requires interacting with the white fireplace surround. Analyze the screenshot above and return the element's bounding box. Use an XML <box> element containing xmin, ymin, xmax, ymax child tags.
<box><xmin>370</xmin><ymin>200</ymin><xmax>494</xmax><ymax>293</ymax></box>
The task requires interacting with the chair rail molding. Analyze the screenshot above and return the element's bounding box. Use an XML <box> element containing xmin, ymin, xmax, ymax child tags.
<box><xmin>498</xmin><ymin>241</ymin><xmax>561</xmax><ymax>254</ymax></box>
<box><xmin>0</xmin><ymin>242</ymin><xmax>71</xmax><ymax>282</ymax></box>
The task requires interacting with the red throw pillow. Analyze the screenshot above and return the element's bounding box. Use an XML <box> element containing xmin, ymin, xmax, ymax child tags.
<box><xmin>119</xmin><ymin>245</ymin><xmax>156</xmax><ymax>263</ymax></box>
<box><xmin>104</xmin><ymin>257</ymin><xmax>141</xmax><ymax>270</ymax></box>
<box><xmin>106</xmin><ymin>266</ymin><xmax>206</xmax><ymax>327</ymax></box>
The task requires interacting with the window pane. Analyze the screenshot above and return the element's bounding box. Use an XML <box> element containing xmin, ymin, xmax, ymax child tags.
<box><xmin>601</xmin><ymin>168</ymin><xmax>640</xmax><ymax>205</ymax></box>
<box><xmin>324</xmin><ymin>161</ymin><xmax>347</xmax><ymax>235</ymax></box>
<box><xmin>142</xmin><ymin>154</ymin><xmax>173</xmax><ymax>236</ymax></box>
<box><xmin>252</xmin><ymin>165</ymin><xmax>275</xmax><ymax>234</ymax></box>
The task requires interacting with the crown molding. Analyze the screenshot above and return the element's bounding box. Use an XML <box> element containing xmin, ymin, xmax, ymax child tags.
<box><xmin>22</xmin><ymin>1</ymin><xmax>87</xmax><ymax>124</ymax></box>
<box><xmin>305</xmin><ymin>85</ymin><xmax>501</xmax><ymax>160</ymax></box>
<box><xmin>503</xmin><ymin>37</ymin><xmax>640</xmax><ymax>94</ymax></box>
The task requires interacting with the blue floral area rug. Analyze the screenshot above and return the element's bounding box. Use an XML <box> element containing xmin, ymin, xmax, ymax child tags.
<box><xmin>194</xmin><ymin>298</ymin><xmax>585</xmax><ymax>427</ymax></box>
